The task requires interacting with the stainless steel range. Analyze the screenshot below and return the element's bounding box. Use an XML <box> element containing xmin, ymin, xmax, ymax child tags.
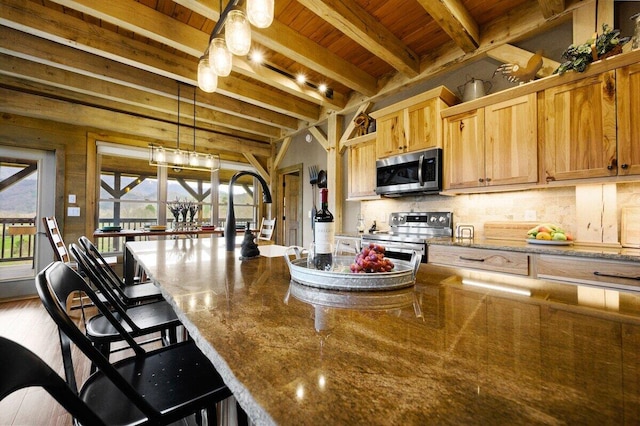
<box><xmin>361</xmin><ymin>212</ymin><xmax>453</xmax><ymax>263</ymax></box>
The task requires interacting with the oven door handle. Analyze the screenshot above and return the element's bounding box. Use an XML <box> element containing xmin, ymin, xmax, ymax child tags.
<box><xmin>418</xmin><ymin>154</ymin><xmax>424</xmax><ymax>186</ymax></box>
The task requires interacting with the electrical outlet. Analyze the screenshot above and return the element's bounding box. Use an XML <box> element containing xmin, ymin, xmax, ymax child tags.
<box><xmin>525</xmin><ymin>210</ymin><xmax>537</xmax><ymax>221</ymax></box>
<box><xmin>67</xmin><ymin>207</ymin><xmax>80</xmax><ymax>217</ymax></box>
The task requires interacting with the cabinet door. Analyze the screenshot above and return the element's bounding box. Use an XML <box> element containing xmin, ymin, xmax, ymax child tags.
<box><xmin>406</xmin><ymin>98</ymin><xmax>442</xmax><ymax>151</ymax></box>
<box><xmin>485</xmin><ymin>94</ymin><xmax>538</xmax><ymax>186</ymax></box>
<box><xmin>376</xmin><ymin>111</ymin><xmax>406</xmax><ymax>158</ymax></box>
<box><xmin>617</xmin><ymin>63</ymin><xmax>640</xmax><ymax>176</ymax></box>
<box><xmin>444</xmin><ymin>109</ymin><xmax>485</xmax><ymax>189</ymax></box>
<box><xmin>348</xmin><ymin>138</ymin><xmax>377</xmax><ymax>198</ymax></box>
<box><xmin>543</xmin><ymin>71</ymin><xmax>617</xmax><ymax>181</ymax></box>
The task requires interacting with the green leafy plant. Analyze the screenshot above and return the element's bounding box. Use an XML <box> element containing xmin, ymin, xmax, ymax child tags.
<box><xmin>554</xmin><ymin>24</ymin><xmax>630</xmax><ymax>75</ymax></box>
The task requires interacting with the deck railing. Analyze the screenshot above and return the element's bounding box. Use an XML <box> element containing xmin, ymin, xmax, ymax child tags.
<box><xmin>0</xmin><ymin>217</ymin><xmax>256</xmax><ymax>261</ymax></box>
<box><xmin>1</xmin><ymin>218</ymin><xmax>37</xmax><ymax>263</ymax></box>
<box><xmin>95</xmin><ymin>218</ymin><xmax>255</xmax><ymax>253</ymax></box>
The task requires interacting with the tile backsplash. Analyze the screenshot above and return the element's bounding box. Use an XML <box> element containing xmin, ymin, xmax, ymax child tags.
<box><xmin>360</xmin><ymin>182</ymin><xmax>640</xmax><ymax>242</ymax></box>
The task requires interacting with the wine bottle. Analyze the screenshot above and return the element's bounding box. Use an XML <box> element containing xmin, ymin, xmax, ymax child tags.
<box><xmin>313</xmin><ymin>188</ymin><xmax>334</xmax><ymax>270</ymax></box>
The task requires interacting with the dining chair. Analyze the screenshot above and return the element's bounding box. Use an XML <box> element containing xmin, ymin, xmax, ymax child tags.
<box><xmin>68</xmin><ymin>244</ymin><xmax>181</xmax><ymax>361</ymax></box>
<box><xmin>257</xmin><ymin>217</ymin><xmax>276</xmax><ymax>242</ymax></box>
<box><xmin>0</xmin><ymin>336</ymin><xmax>107</xmax><ymax>425</ymax></box>
<box><xmin>42</xmin><ymin>216</ymin><xmax>75</xmax><ymax>266</ymax></box>
<box><xmin>78</xmin><ymin>236</ymin><xmax>162</xmax><ymax>305</ymax></box>
<box><xmin>36</xmin><ymin>261</ymin><xmax>234</xmax><ymax>425</ymax></box>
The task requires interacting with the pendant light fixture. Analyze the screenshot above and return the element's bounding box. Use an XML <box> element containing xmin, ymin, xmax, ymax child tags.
<box><xmin>225</xmin><ymin>9</ymin><xmax>251</xmax><ymax>56</ymax></box>
<box><xmin>197</xmin><ymin>0</ymin><xmax>274</xmax><ymax>93</ymax></box>
<box><xmin>197</xmin><ymin>57</ymin><xmax>217</xmax><ymax>93</ymax></box>
<box><xmin>150</xmin><ymin>84</ymin><xmax>220</xmax><ymax>172</ymax></box>
<box><xmin>246</xmin><ymin>0</ymin><xmax>274</xmax><ymax>28</ymax></box>
<box><xmin>209</xmin><ymin>38</ymin><xmax>233</xmax><ymax>77</ymax></box>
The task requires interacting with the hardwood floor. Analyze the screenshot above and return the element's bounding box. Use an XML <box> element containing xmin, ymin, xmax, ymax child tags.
<box><xmin>0</xmin><ymin>297</ymin><xmax>77</xmax><ymax>425</ymax></box>
<box><xmin>0</xmin><ymin>297</ymin><xmax>141</xmax><ymax>425</ymax></box>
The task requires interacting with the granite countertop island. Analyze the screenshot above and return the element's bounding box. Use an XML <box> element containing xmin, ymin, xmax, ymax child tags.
<box><xmin>127</xmin><ymin>238</ymin><xmax>640</xmax><ymax>425</ymax></box>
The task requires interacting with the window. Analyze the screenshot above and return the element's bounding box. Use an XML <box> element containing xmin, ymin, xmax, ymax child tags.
<box><xmin>96</xmin><ymin>142</ymin><xmax>259</xmax><ymax>252</ymax></box>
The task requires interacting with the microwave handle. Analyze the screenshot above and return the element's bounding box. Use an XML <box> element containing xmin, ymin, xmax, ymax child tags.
<box><xmin>418</xmin><ymin>154</ymin><xmax>424</xmax><ymax>186</ymax></box>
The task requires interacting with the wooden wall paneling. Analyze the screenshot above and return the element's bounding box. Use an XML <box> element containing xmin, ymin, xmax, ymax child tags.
<box><xmin>0</xmin><ymin>114</ymin><xmax>79</xmax><ymax>238</ymax></box>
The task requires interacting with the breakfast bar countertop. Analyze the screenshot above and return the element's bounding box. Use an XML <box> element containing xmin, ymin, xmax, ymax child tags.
<box><xmin>427</xmin><ymin>237</ymin><xmax>640</xmax><ymax>262</ymax></box>
<box><xmin>126</xmin><ymin>238</ymin><xmax>640</xmax><ymax>425</ymax></box>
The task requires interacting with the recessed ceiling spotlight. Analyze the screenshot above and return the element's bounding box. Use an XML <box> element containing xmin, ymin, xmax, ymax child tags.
<box><xmin>318</xmin><ymin>83</ymin><xmax>327</xmax><ymax>94</ymax></box>
<box><xmin>296</xmin><ymin>74</ymin><xmax>306</xmax><ymax>84</ymax></box>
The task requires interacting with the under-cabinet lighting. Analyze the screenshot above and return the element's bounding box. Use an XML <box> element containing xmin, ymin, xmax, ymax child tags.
<box><xmin>462</xmin><ymin>279</ymin><xmax>531</xmax><ymax>297</ymax></box>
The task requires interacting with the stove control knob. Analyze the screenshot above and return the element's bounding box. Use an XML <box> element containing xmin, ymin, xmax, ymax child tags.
<box><xmin>438</xmin><ymin>216</ymin><xmax>447</xmax><ymax>224</ymax></box>
<box><xmin>429</xmin><ymin>216</ymin><xmax>437</xmax><ymax>223</ymax></box>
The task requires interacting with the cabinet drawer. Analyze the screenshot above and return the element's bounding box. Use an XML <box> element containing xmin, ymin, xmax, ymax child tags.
<box><xmin>537</xmin><ymin>255</ymin><xmax>640</xmax><ymax>290</ymax></box>
<box><xmin>428</xmin><ymin>245</ymin><xmax>530</xmax><ymax>276</ymax></box>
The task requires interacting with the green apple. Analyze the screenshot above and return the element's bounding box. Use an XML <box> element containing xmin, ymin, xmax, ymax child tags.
<box><xmin>552</xmin><ymin>232</ymin><xmax>567</xmax><ymax>241</ymax></box>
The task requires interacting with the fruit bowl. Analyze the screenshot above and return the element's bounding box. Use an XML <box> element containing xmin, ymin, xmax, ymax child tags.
<box><xmin>283</xmin><ymin>247</ymin><xmax>420</xmax><ymax>291</ymax></box>
<box><xmin>526</xmin><ymin>223</ymin><xmax>573</xmax><ymax>243</ymax></box>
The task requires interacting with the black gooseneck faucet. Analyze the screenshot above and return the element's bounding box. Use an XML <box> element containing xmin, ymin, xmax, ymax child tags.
<box><xmin>225</xmin><ymin>171</ymin><xmax>272</xmax><ymax>251</ymax></box>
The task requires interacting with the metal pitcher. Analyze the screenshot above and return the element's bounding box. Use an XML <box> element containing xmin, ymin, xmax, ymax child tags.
<box><xmin>457</xmin><ymin>77</ymin><xmax>492</xmax><ymax>102</ymax></box>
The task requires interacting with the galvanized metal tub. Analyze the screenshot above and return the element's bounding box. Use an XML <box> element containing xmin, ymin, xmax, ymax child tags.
<box><xmin>283</xmin><ymin>247</ymin><xmax>419</xmax><ymax>291</ymax></box>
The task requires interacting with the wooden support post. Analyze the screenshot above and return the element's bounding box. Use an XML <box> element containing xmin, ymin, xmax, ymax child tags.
<box><xmin>326</xmin><ymin>113</ymin><xmax>343</xmax><ymax>233</ymax></box>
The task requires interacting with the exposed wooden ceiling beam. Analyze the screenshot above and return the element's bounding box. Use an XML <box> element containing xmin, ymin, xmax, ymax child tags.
<box><xmin>0</xmin><ymin>87</ymin><xmax>273</xmax><ymax>157</ymax></box>
<box><xmin>254</xmin><ymin>22</ymin><xmax>378</xmax><ymax>97</ymax></box>
<box><xmin>415</xmin><ymin>0</ymin><xmax>479</xmax><ymax>53</ymax></box>
<box><xmin>47</xmin><ymin>0</ymin><xmax>206</xmax><ymax>57</ymax></box>
<box><xmin>537</xmin><ymin>0</ymin><xmax>566</xmax><ymax>19</ymax></box>
<box><xmin>174</xmin><ymin>0</ymin><xmax>378</xmax><ymax>97</ymax></box>
<box><xmin>272</xmin><ymin>136</ymin><xmax>292</xmax><ymax>171</ymax></box>
<box><xmin>46</xmin><ymin>0</ymin><xmax>346</xmax><ymax>110</ymax></box>
<box><xmin>0</xmin><ymin>54</ymin><xmax>282</xmax><ymax>140</ymax></box>
<box><xmin>0</xmin><ymin>25</ymin><xmax>299</xmax><ymax>131</ymax></box>
<box><xmin>243</xmin><ymin>153</ymin><xmax>270</xmax><ymax>183</ymax></box>
<box><xmin>297</xmin><ymin>0</ymin><xmax>420</xmax><ymax>77</ymax></box>
<box><xmin>232</xmin><ymin>58</ymin><xmax>346</xmax><ymax>110</ymax></box>
<box><xmin>0</xmin><ymin>0</ymin><xmax>320</xmax><ymax>122</ymax></box>
<box><xmin>367</xmin><ymin>0</ymin><xmax>580</xmax><ymax>107</ymax></box>
<box><xmin>486</xmin><ymin>44</ymin><xmax>560</xmax><ymax>79</ymax></box>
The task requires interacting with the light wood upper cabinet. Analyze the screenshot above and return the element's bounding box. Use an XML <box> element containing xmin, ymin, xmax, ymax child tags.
<box><xmin>444</xmin><ymin>109</ymin><xmax>485</xmax><ymax>189</ymax></box>
<box><xmin>616</xmin><ymin>63</ymin><xmax>640</xmax><ymax>177</ymax></box>
<box><xmin>347</xmin><ymin>135</ymin><xmax>377</xmax><ymax>199</ymax></box>
<box><xmin>444</xmin><ymin>94</ymin><xmax>538</xmax><ymax>190</ymax></box>
<box><xmin>375</xmin><ymin>110</ymin><xmax>406</xmax><ymax>158</ymax></box>
<box><xmin>485</xmin><ymin>94</ymin><xmax>538</xmax><ymax>186</ymax></box>
<box><xmin>371</xmin><ymin>86</ymin><xmax>457</xmax><ymax>159</ymax></box>
<box><xmin>543</xmin><ymin>71</ymin><xmax>617</xmax><ymax>182</ymax></box>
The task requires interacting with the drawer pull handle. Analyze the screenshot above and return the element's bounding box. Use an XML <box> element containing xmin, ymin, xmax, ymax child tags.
<box><xmin>593</xmin><ymin>271</ymin><xmax>640</xmax><ymax>281</ymax></box>
<box><xmin>459</xmin><ymin>256</ymin><xmax>485</xmax><ymax>262</ymax></box>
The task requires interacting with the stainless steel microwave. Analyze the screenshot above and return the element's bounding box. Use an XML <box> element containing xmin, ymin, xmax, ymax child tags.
<box><xmin>375</xmin><ymin>148</ymin><xmax>442</xmax><ymax>197</ymax></box>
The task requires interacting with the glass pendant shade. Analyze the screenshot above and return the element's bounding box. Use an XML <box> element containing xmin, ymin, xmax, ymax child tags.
<box><xmin>197</xmin><ymin>57</ymin><xmax>217</xmax><ymax>93</ymax></box>
<box><xmin>247</xmin><ymin>0</ymin><xmax>274</xmax><ymax>28</ymax></box>
<box><xmin>225</xmin><ymin>10</ymin><xmax>251</xmax><ymax>56</ymax></box>
<box><xmin>209</xmin><ymin>38</ymin><xmax>233</xmax><ymax>77</ymax></box>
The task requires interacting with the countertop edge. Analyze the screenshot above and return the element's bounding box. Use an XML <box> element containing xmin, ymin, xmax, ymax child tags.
<box><xmin>427</xmin><ymin>238</ymin><xmax>640</xmax><ymax>263</ymax></box>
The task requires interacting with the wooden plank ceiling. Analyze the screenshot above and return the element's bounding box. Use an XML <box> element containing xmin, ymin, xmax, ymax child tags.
<box><xmin>0</xmin><ymin>0</ymin><xmax>577</xmax><ymax>167</ymax></box>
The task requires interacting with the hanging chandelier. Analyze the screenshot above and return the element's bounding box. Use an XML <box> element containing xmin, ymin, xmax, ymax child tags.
<box><xmin>197</xmin><ymin>0</ymin><xmax>274</xmax><ymax>93</ymax></box>
<box><xmin>150</xmin><ymin>84</ymin><xmax>220</xmax><ymax>172</ymax></box>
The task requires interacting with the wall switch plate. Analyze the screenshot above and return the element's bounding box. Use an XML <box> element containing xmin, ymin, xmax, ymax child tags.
<box><xmin>68</xmin><ymin>194</ymin><xmax>76</xmax><ymax>203</ymax></box>
<box><xmin>67</xmin><ymin>207</ymin><xmax>80</xmax><ymax>217</ymax></box>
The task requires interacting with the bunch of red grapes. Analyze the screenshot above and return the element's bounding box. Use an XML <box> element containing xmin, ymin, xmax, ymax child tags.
<box><xmin>350</xmin><ymin>243</ymin><xmax>395</xmax><ymax>273</ymax></box>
